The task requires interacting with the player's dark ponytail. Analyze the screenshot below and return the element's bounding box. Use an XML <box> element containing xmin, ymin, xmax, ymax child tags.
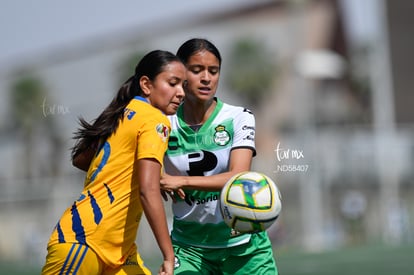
<box><xmin>71</xmin><ymin>50</ymin><xmax>180</xmax><ymax>160</ymax></box>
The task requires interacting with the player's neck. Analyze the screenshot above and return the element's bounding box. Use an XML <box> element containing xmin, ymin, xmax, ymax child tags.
<box><xmin>182</xmin><ymin>98</ymin><xmax>216</xmax><ymax>126</ymax></box>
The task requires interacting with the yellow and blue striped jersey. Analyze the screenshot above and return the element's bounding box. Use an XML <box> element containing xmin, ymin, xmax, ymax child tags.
<box><xmin>47</xmin><ymin>96</ymin><xmax>170</xmax><ymax>268</ymax></box>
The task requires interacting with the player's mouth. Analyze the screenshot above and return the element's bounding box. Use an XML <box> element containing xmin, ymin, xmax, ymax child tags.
<box><xmin>198</xmin><ymin>86</ymin><xmax>211</xmax><ymax>95</ymax></box>
<box><xmin>171</xmin><ymin>101</ymin><xmax>181</xmax><ymax>108</ymax></box>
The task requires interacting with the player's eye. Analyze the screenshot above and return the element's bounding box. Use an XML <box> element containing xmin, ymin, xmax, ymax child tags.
<box><xmin>189</xmin><ymin>65</ymin><xmax>203</xmax><ymax>74</ymax></box>
<box><xmin>169</xmin><ymin>77</ymin><xmax>181</xmax><ymax>87</ymax></box>
<box><xmin>209</xmin><ymin>67</ymin><xmax>220</xmax><ymax>75</ymax></box>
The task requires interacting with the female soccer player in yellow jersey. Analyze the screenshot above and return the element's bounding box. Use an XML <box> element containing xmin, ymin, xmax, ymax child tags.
<box><xmin>41</xmin><ymin>50</ymin><xmax>186</xmax><ymax>275</ymax></box>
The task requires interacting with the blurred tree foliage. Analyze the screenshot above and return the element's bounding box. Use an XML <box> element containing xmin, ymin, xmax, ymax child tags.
<box><xmin>10</xmin><ymin>76</ymin><xmax>46</xmax><ymax>133</ymax></box>
<box><xmin>347</xmin><ymin>43</ymin><xmax>373</xmax><ymax>123</ymax></box>
<box><xmin>116</xmin><ymin>51</ymin><xmax>146</xmax><ymax>85</ymax></box>
<box><xmin>226</xmin><ymin>38</ymin><xmax>277</xmax><ymax>107</ymax></box>
<box><xmin>9</xmin><ymin>74</ymin><xmax>63</xmax><ymax>180</ymax></box>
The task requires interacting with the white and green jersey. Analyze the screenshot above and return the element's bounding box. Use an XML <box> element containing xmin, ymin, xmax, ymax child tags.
<box><xmin>164</xmin><ymin>98</ymin><xmax>256</xmax><ymax>248</ymax></box>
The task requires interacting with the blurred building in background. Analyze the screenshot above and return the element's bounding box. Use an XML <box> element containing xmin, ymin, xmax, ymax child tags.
<box><xmin>0</xmin><ymin>0</ymin><xmax>413</xmax><ymax>270</ymax></box>
<box><xmin>387</xmin><ymin>1</ymin><xmax>414</xmax><ymax>124</ymax></box>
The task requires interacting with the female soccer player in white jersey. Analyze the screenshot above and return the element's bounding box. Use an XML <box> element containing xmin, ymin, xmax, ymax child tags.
<box><xmin>161</xmin><ymin>38</ymin><xmax>278</xmax><ymax>274</ymax></box>
<box><xmin>41</xmin><ymin>50</ymin><xmax>186</xmax><ymax>275</ymax></box>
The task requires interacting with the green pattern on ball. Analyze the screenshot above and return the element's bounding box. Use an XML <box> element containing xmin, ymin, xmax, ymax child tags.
<box><xmin>227</xmin><ymin>178</ymin><xmax>271</xmax><ymax>210</ymax></box>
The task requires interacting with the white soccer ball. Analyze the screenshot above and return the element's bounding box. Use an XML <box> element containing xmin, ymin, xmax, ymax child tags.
<box><xmin>220</xmin><ymin>171</ymin><xmax>282</xmax><ymax>233</ymax></box>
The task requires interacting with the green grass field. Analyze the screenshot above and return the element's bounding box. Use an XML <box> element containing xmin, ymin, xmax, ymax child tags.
<box><xmin>2</xmin><ymin>243</ymin><xmax>413</xmax><ymax>274</ymax></box>
<box><xmin>276</xmin><ymin>243</ymin><xmax>414</xmax><ymax>275</ymax></box>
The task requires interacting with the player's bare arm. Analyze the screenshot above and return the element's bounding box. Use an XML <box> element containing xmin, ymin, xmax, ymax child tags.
<box><xmin>160</xmin><ymin>148</ymin><xmax>253</xmax><ymax>193</ymax></box>
<box><xmin>138</xmin><ymin>158</ymin><xmax>175</xmax><ymax>273</ymax></box>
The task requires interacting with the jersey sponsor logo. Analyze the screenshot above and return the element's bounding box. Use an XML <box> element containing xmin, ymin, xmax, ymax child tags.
<box><xmin>156</xmin><ymin>123</ymin><xmax>169</xmax><ymax>142</ymax></box>
<box><xmin>242</xmin><ymin>124</ymin><xmax>255</xmax><ymax>141</ymax></box>
<box><xmin>187</xmin><ymin>150</ymin><xmax>217</xmax><ymax>176</ymax></box>
<box><xmin>184</xmin><ymin>193</ymin><xmax>219</xmax><ymax>206</ymax></box>
<box><xmin>244</xmin><ymin>135</ymin><xmax>255</xmax><ymax>141</ymax></box>
<box><xmin>123</xmin><ymin>255</ymin><xmax>138</xmax><ymax>266</ymax></box>
<box><xmin>242</xmin><ymin>125</ymin><xmax>255</xmax><ymax>131</ymax></box>
<box><xmin>214</xmin><ymin>125</ymin><xmax>230</xmax><ymax>146</ymax></box>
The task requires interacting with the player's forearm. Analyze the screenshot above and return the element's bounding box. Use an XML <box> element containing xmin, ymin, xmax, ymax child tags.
<box><xmin>138</xmin><ymin>159</ymin><xmax>174</xmax><ymax>261</ymax></box>
<box><xmin>182</xmin><ymin>171</ymin><xmax>242</xmax><ymax>191</ymax></box>
<box><xmin>140</xmin><ymin>191</ymin><xmax>174</xmax><ymax>261</ymax></box>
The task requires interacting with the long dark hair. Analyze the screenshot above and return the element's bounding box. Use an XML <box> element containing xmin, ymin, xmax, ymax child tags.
<box><xmin>176</xmin><ymin>38</ymin><xmax>222</xmax><ymax>67</ymax></box>
<box><xmin>71</xmin><ymin>50</ymin><xmax>181</xmax><ymax>159</ymax></box>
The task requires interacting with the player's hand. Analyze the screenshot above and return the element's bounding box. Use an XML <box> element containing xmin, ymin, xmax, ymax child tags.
<box><xmin>160</xmin><ymin>173</ymin><xmax>183</xmax><ymax>189</ymax></box>
<box><xmin>158</xmin><ymin>259</ymin><xmax>174</xmax><ymax>275</ymax></box>
<box><xmin>161</xmin><ymin>173</ymin><xmax>186</xmax><ymax>201</ymax></box>
<box><xmin>160</xmin><ymin>189</ymin><xmax>176</xmax><ymax>202</ymax></box>
<box><xmin>161</xmin><ymin>188</ymin><xmax>185</xmax><ymax>202</ymax></box>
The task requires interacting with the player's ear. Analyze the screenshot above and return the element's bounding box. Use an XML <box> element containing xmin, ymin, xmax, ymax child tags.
<box><xmin>139</xmin><ymin>76</ymin><xmax>152</xmax><ymax>96</ymax></box>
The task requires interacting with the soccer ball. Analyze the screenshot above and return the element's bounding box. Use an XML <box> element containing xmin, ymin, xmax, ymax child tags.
<box><xmin>220</xmin><ymin>171</ymin><xmax>282</xmax><ymax>233</ymax></box>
